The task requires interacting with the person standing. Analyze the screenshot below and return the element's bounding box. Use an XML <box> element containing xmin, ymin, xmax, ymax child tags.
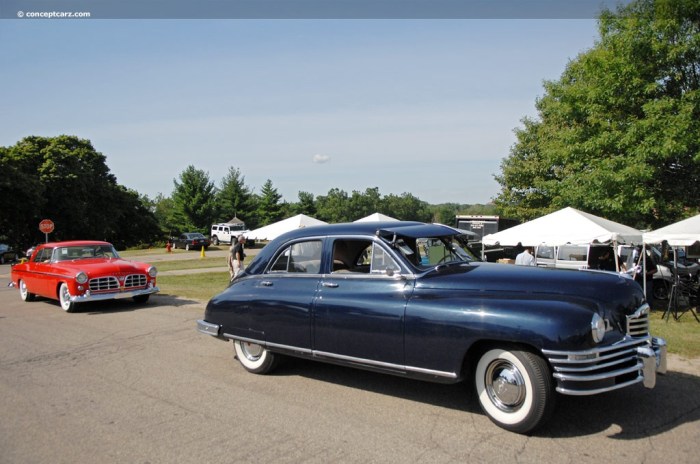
<box><xmin>227</xmin><ymin>236</ymin><xmax>238</xmax><ymax>279</ymax></box>
<box><xmin>231</xmin><ymin>235</ymin><xmax>247</xmax><ymax>279</ymax></box>
<box><xmin>515</xmin><ymin>246</ymin><xmax>536</xmax><ymax>266</ymax></box>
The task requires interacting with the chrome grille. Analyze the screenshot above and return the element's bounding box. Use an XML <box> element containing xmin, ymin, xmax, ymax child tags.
<box><xmin>89</xmin><ymin>277</ymin><xmax>119</xmax><ymax>291</ymax></box>
<box><xmin>627</xmin><ymin>304</ymin><xmax>650</xmax><ymax>338</ymax></box>
<box><xmin>88</xmin><ymin>274</ymin><xmax>147</xmax><ymax>292</ymax></box>
<box><xmin>124</xmin><ymin>274</ymin><xmax>147</xmax><ymax>288</ymax></box>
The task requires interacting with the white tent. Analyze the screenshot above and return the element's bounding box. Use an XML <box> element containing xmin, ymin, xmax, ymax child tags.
<box><xmin>643</xmin><ymin>214</ymin><xmax>700</xmax><ymax>246</ymax></box>
<box><xmin>643</xmin><ymin>214</ymin><xmax>700</xmax><ymax>321</ymax></box>
<box><xmin>482</xmin><ymin>207</ymin><xmax>643</xmax><ymax>246</ymax></box>
<box><xmin>245</xmin><ymin>214</ymin><xmax>327</xmax><ymax>241</ymax></box>
<box><xmin>354</xmin><ymin>212</ymin><xmax>399</xmax><ymax>222</ymax></box>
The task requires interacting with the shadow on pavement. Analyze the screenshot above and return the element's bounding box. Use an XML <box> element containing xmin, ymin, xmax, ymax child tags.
<box><xmin>268</xmin><ymin>355</ymin><xmax>700</xmax><ymax>438</ymax></box>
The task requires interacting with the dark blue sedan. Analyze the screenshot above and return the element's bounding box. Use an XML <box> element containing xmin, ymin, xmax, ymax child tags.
<box><xmin>197</xmin><ymin>221</ymin><xmax>666</xmax><ymax>433</ymax></box>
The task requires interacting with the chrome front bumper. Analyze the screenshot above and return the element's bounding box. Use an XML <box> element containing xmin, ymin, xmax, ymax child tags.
<box><xmin>197</xmin><ymin>320</ymin><xmax>222</xmax><ymax>337</ymax></box>
<box><xmin>70</xmin><ymin>285</ymin><xmax>159</xmax><ymax>303</ymax></box>
<box><xmin>543</xmin><ymin>336</ymin><xmax>667</xmax><ymax>396</ymax></box>
<box><xmin>638</xmin><ymin>337</ymin><xmax>667</xmax><ymax>388</ymax></box>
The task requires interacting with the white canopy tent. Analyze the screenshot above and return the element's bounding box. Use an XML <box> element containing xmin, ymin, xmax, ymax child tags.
<box><xmin>643</xmin><ymin>214</ymin><xmax>700</xmax><ymax>247</ymax></box>
<box><xmin>245</xmin><ymin>214</ymin><xmax>328</xmax><ymax>241</ymax></box>
<box><xmin>482</xmin><ymin>207</ymin><xmax>643</xmax><ymax>247</ymax></box>
<box><xmin>643</xmin><ymin>214</ymin><xmax>700</xmax><ymax>321</ymax></box>
<box><xmin>354</xmin><ymin>212</ymin><xmax>399</xmax><ymax>222</ymax></box>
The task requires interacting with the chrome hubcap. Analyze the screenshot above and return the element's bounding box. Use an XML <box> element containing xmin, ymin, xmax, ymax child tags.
<box><xmin>241</xmin><ymin>342</ymin><xmax>263</xmax><ymax>361</ymax></box>
<box><xmin>485</xmin><ymin>359</ymin><xmax>526</xmax><ymax>412</ymax></box>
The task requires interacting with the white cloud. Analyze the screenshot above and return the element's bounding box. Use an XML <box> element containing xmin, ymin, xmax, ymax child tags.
<box><xmin>313</xmin><ymin>154</ymin><xmax>331</xmax><ymax>164</ymax></box>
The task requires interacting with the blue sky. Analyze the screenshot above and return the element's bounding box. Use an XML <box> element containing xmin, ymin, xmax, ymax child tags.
<box><xmin>1</xmin><ymin>18</ymin><xmax>599</xmax><ymax>204</ymax></box>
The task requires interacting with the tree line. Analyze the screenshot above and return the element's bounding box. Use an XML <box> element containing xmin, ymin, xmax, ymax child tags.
<box><xmin>146</xmin><ymin>164</ymin><xmax>469</xmax><ymax>239</ymax></box>
<box><xmin>0</xmin><ymin>135</ymin><xmax>487</xmax><ymax>249</ymax></box>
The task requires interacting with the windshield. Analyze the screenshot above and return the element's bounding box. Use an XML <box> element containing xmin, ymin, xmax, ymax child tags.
<box><xmin>52</xmin><ymin>245</ymin><xmax>120</xmax><ymax>261</ymax></box>
<box><xmin>380</xmin><ymin>233</ymin><xmax>478</xmax><ymax>270</ymax></box>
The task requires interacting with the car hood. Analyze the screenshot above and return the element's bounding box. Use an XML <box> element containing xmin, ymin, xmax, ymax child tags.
<box><xmin>417</xmin><ymin>262</ymin><xmax>645</xmax><ymax>322</ymax></box>
<box><xmin>55</xmin><ymin>258</ymin><xmax>150</xmax><ymax>275</ymax></box>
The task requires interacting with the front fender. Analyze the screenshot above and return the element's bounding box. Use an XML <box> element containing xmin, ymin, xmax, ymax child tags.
<box><xmin>404</xmin><ymin>291</ymin><xmax>599</xmax><ymax>376</ymax></box>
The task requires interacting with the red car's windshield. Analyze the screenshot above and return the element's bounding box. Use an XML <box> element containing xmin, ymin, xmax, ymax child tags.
<box><xmin>50</xmin><ymin>245</ymin><xmax>120</xmax><ymax>262</ymax></box>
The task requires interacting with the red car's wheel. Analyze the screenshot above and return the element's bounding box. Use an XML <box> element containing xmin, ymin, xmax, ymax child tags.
<box><xmin>19</xmin><ymin>280</ymin><xmax>35</xmax><ymax>302</ymax></box>
<box><xmin>58</xmin><ymin>283</ymin><xmax>76</xmax><ymax>312</ymax></box>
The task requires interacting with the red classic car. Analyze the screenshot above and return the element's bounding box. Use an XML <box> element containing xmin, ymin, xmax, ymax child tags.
<box><xmin>9</xmin><ymin>240</ymin><xmax>159</xmax><ymax>312</ymax></box>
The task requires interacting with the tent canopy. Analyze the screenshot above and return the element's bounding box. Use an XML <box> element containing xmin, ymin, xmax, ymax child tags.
<box><xmin>225</xmin><ymin>216</ymin><xmax>245</xmax><ymax>225</ymax></box>
<box><xmin>482</xmin><ymin>207</ymin><xmax>643</xmax><ymax>247</ymax></box>
<box><xmin>354</xmin><ymin>212</ymin><xmax>399</xmax><ymax>222</ymax></box>
<box><xmin>246</xmin><ymin>214</ymin><xmax>327</xmax><ymax>241</ymax></box>
<box><xmin>643</xmin><ymin>214</ymin><xmax>700</xmax><ymax>247</ymax></box>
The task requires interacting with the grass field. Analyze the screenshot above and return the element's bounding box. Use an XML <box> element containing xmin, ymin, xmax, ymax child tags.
<box><xmin>158</xmin><ymin>271</ymin><xmax>230</xmax><ymax>302</ymax></box>
<box><xmin>153</xmin><ymin>258</ymin><xmax>227</xmax><ymax>272</ymax></box>
<box><xmin>648</xmin><ymin>308</ymin><xmax>700</xmax><ymax>358</ymax></box>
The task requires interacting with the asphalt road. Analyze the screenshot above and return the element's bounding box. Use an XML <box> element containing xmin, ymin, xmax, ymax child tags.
<box><xmin>1</xmin><ymin>264</ymin><xmax>700</xmax><ymax>464</ymax></box>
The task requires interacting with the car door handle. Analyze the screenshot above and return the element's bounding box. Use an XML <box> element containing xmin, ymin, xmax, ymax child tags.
<box><xmin>322</xmin><ymin>282</ymin><xmax>339</xmax><ymax>288</ymax></box>
<box><xmin>261</xmin><ymin>281</ymin><xmax>273</xmax><ymax>287</ymax></box>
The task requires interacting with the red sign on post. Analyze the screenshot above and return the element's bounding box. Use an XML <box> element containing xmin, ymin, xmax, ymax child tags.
<box><xmin>39</xmin><ymin>219</ymin><xmax>55</xmax><ymax>234</ymax></box>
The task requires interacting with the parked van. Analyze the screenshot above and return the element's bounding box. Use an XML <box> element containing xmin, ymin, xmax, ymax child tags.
<box><xmin>534</xmin><ymin>244</ymin><xmax>617</xmax><ymax>271</ymax></box>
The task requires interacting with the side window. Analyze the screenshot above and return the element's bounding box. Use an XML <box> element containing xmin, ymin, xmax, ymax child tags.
<box><xmin>269</xmin><ymin>240</ymin><xmax>323</xmax><ymax>274</ymax></box>
<box><xmin>370</xmin><ymin>243</ymin><xmax>400</xmax><ymax>275</ymax></box>
<box><xmin>558</xmin><ymin>245</ymin><xmax>587</xmax><ymax>261</ymax></box>
<box><xmin>34</xmin><ymin>248</ymin><xmax>53</xmax><ymax>262</ymax></box>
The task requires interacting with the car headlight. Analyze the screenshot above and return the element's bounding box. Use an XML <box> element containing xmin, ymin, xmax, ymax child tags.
<box><xmin>591</xmin><ymin>313</ymin><xmax>606</xmax><ymax>343</ymax></box>
<box><xmin>148</xmin><ymin>266</ymin><xmax>158</xmax><ymax>277</ymax></box>
<box><xmin>76</xmin><ymin>271</ymin><xmax>88</xmax><ymax>284</ymax></box>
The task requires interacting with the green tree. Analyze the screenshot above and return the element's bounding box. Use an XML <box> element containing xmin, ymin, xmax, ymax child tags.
<box><xmin>256</xmin><ymin>179</ymin><xmax>284</xmax><ymax>226</ymax></box>
<box><xmin>431</xmin><ymin>204</ymin><xmax>459</xmax><ymax>225</ymax></box>
<box><xmin>171</xmin><ymin>166</ymin><xmax>218</xmax><ymax>233</ymax></box>
<box><xmin>382</xmin><ymin>193</ymin><xmax>432</xmax><ymax>222</ymax></box>
<box><xmin>108</xmin><ymin>187</ymin><xmax>163</xmax><ymax>249</ymax></box>
<box><xmin>0</xmin><ymin>145</ymin><xmax>45</xmax><ymax>247</ymax></box>
<box><xmin>495</xmin><ymin>0</ymin><xmax>700</xmax><ymax>227</ymax></box>
<box><xmin>0</xmin><ymin>135</ymin><xmax>161</xmax><ymax>248</ymax></box>
<box><xmin>216</xmin><ymin>167</ymin><xmax>255</xmax><ymax>225</ymax></box>
<box><xmin>292</xmin><ymin>191</ymin><xmax>317</xmax><ymax>217</ymax></box>
<box><xmin>315</xmin><ymin>188</ymin><xmax>350</xmax><ymax>223</ymax></box>
<box><xmin>347</xmin><ymin>187</ymin><xmax>383</xmax><ymax>220</ymax></box>
<box><xmin>149</xmin><ymin>193</ymin><xmax>177</xmax><ymax>237</ymax></box>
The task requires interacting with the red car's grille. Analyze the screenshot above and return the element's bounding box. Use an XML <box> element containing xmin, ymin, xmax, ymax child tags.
<box><xmin>125</xmin><ymin>274</ymin><xmax>147</xmax><ymax>288</ymax></box>
<box><xmin>90</xmin><ymin>277</ymin><xmax>119</xmax><ymax>291</ymax></box>
<box><xmin>89</xmin><ymin>274</ymin><xmax>147</xmax><ymax>292</ymax></box>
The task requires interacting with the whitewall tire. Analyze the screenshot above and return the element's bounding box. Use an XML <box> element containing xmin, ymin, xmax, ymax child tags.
<box><xmin>474</xmin><ymin>347</ymin><xmax>554</xmax><ymax>434</ymax></box>
<box><xmin>58</xmin><ymin>283</ymin><xmax>76</xmax><ymax>312</ymax></box>
<box><xmin>19</xmin><ymin>280</ymin><xmax>35</xmax><ymax>302</ymax></box>
<box><xmin>234</xmin><ymin>340</ymin><xmax>278</xmax><ymax>374</ymax></box>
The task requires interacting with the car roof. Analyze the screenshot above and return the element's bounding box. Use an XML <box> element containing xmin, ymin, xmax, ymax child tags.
<box><xmin>39</xmin><ymin>240</ymin><xmax>112</xmax><ymax>247</ymax></box>
<box><xmin>273</xmin><ymin>221</ymin><xmax>460</xmax><ymax>242</ymax></box>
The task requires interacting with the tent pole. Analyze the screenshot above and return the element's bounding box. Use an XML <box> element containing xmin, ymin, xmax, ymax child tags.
<box><xmin>642</xmin><ymin>243</ymin><xmax>647</xmax><ymax>298</ymax></box>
